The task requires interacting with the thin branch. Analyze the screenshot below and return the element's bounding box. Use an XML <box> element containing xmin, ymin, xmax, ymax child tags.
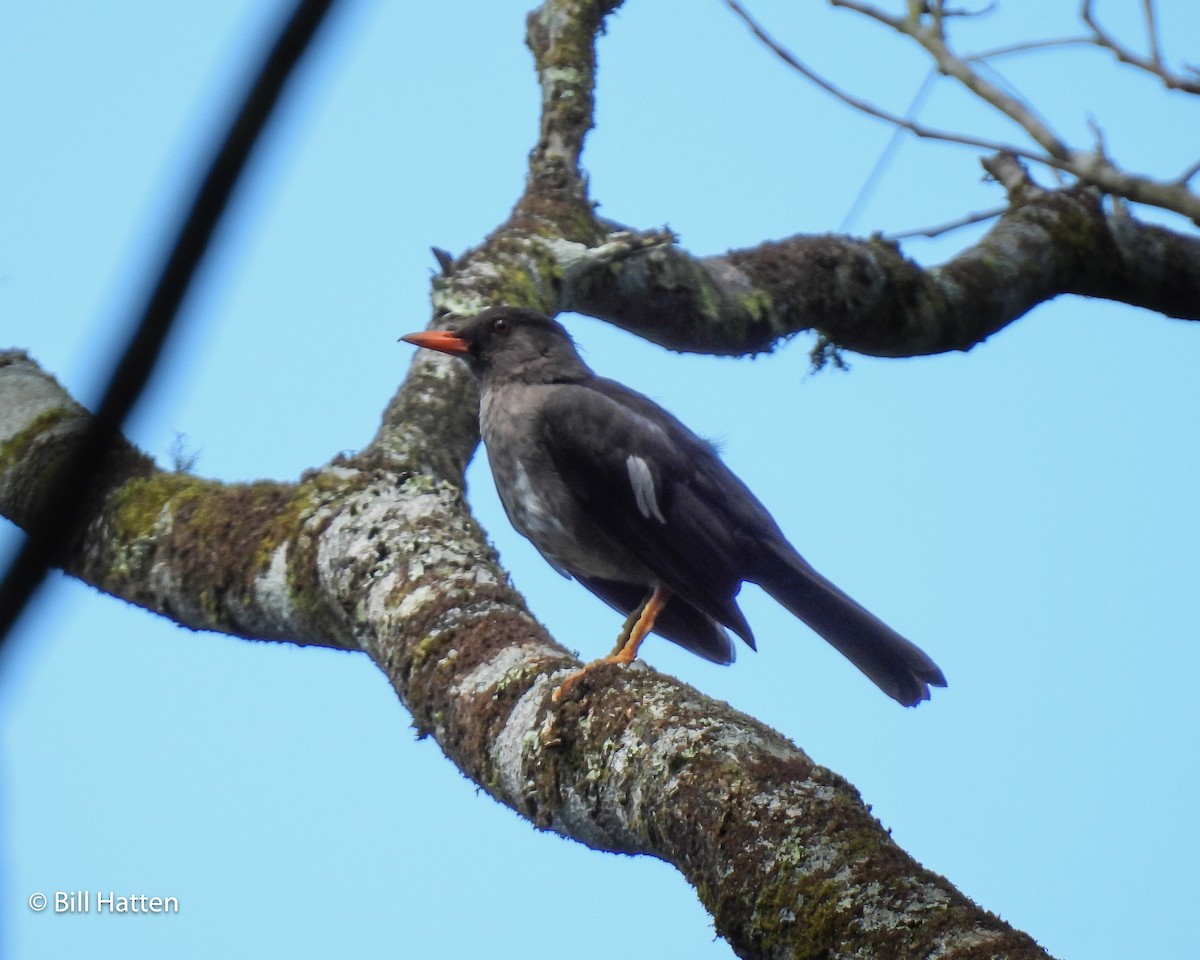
<box><xmin>1176</xmin><ymin>157</ymin><xmax>1200</xmax><ymax>186</ymax></box>
<box><xmin>970</xmin><ymin>35</ymin><xmax>1095</xmax><ymax>60</ymax></box>
<box><xmin>722</xmin><ymin>0</ymin><xmax>1056</xmax><ymax>163</ymax></box>
<box><xmin>0</xmin><ymin>0</ymin><xmax>342</xmax><ymax>657</ymax></box>
<box><xmin>885</xmin><ymin>203</ymin><xmax>1006</xmax><ymax>240</ymax></box>
<box><xmin>1082</xmin><ymin>0</ymin><xmax>1200</xmax><ymax>94</ymax></box>
<box><xmin>967</xmin><ymin>56</ymin><xmax>1068</xmax><ymax>183</ymax></box>
<box><xmin>1142</xmin><ymin>0</ymin><xmax>1164</xmax><ymax>69</ymax></box>
<box><xmin>831</xmin><ymin>0</ymin><xmax>901</xmax><ymax>30</ymax></box>
<box><xmin>890</xmin><ymin>4</ymin><xmax>1074</xmax><ymax>159</ymax></box>
<box><xmin>729</xmin><ymin>0</ymin><xmax>1200</xmax><ymax>223</ymax></box>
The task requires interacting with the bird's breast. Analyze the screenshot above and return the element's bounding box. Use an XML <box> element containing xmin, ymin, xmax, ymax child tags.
<box><xmin>480</xmin><ymin>384</ymin><xmax>650</xmax><ymax>583</ymax></box>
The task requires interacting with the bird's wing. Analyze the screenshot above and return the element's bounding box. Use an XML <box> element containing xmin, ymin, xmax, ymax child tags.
<box><xmin>537</xmin><ymin>378</ymin><xmax>761</xmax><ymax>646</ymax></box>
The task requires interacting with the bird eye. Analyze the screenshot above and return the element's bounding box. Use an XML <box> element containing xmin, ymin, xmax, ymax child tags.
<box><xmin>492</xmin><ymin>316</ymin><xmax>511</xmax><ymax>335</ymax></box>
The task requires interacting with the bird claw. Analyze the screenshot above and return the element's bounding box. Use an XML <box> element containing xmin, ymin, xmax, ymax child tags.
<box><xmin>551</xmin><ymin>662</ymin><xmax>601</xmax><ymax>703</ymax></box>
<box><xmin>550</xmin><ymin>672</ymin><xmax>584</xmax><ymax>703</ymax></box>
<box><xmin>553</xmin><ymin>587</ymin><xmax>668</xmax><ymax>702</ymax></box>
<box><xmin>551</xmin><ymin>654</ymin><xmax>635</xmax><ymax>703</ymax></box>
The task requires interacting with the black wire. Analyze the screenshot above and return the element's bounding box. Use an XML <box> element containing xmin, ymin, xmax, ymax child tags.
<box><xmin>0</xmin><ymin>0</ymin><xmax>341</xmax><ymax>655</ymax></box>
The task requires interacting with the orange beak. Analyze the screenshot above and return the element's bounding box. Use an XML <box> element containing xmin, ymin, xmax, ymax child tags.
<box><xmin>400</xmin><ymin>329</ymin><xmax>469</xmax><ymax>357</ymax></box>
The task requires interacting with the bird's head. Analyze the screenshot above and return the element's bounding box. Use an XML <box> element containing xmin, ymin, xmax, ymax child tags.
<box><xmin>401</xmin><ymin>307</ymin><xmax>592</xmax><ymax>385</ymax></box>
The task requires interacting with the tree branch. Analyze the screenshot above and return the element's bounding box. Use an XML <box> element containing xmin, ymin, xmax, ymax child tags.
<box><xmin>431</xmin><ymin>4</ymin><xmax>1200</xmax><ymax>365</ymax></box>
<box><xmin>1083</xmin><ymin>0</ymin><xmax>1200</xmax><ymax>94</ymax></box>
<box><xmin>0</xmin><ymin>350</ymin><xmax>492</xmax><ymax>652</ymax></box>
<box><xmin>723</xmin><ymin>0</ymin><xmax>1041</xmax><ymax>160</ymax></box>
<box><xmin>885</xmin><ymin>204</ymin><xmax>1007</xmax><ymax>240</ymax></box>
<box><xmin>564</xmin><ymin>170</ymin><xmax>1200</xmax><ymax>358</ymax></box>
<box><xmin>725</xmin><ymin>0</ymin><xmax>1200</xmax><ymax>224</ymax></box>
<box><xmin>0</xmin><ymin>0</ymin><xmax>343</xmax><ymax>653</ymax></box>
<box><xmin>0</xmin><ymin>343</ymin><xmax>1054</xmax><ymax>960</ymax></box>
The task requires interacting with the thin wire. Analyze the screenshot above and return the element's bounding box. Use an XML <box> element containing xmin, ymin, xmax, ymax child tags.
<box><xmin>840</xmin><ymin>69</ymin><xmax>938</xmax><ymax>233</ymax></box>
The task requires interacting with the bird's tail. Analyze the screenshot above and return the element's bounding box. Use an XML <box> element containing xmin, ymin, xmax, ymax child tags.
<box><xmin>752</xmin><ymin>541</ymin><xmax>946</xmax><ymax>706</ymax></box>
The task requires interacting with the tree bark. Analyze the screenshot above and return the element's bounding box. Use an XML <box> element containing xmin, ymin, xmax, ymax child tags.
<box><xmin>0</xmin><ymin>345</ymin><xmax>1050</xmax><ymax>958</ymax></box>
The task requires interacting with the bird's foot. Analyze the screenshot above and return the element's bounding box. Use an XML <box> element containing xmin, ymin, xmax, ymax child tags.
<box><xmin>551</xmin><ymin>585</ymin><xmax>669</xmax><ymax>703</ymax></box>
<box><xmin>551</xmin><ymin>651</ymin><xmax>639</xmax><ymax>703</ymax></box>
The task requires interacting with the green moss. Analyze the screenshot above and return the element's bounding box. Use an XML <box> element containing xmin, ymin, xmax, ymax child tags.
<box><xmin>250</xmin><ymin>475</ymin><xmax>343</xmax><ymax>576</ymax></box>
<box><xmin>0</xmin><ymin>406</ymin><xmax>72</xmax><ymax>470</ymax></box>
<box><xmin>739</xmin><ymin>849</ymin><xmax>845</xmax><ymax>960</ymax></box>
<box><xmin>488</xmin><ymin>232</ymin><xmax>570</xmax><ymax>309</ymax></box>
<box><xmin>410</xmin><ymin>629</ymin><xmax>451</xmax><ymax>673</ymax></box>
<box><xmin>736</xmin><ymin>288</ymin><xmax>774</xmax><ymax>327</ymax></box>
<box><xmin>400</xmin><ymin>473</ymin><xmax>442</xmax><ymax>497</ymax></box>
<box><xmin>104</xmin><ymin>470</ymin><xmax>359</xmax><ymax>636</ymax></box>
<box><xmin>109</xmin><ymin>473</ymin><xmax>210</xmax><ymax>542</ymax></box>
<box><xmin>792</xmin><ymin>876</ymin><xmax>844</xmax><ymax>959</ymax></box>
<box><xmin>500</xmin><ymin>267</ymin><xmax>549</xmax><ymax>310</ymax></box>
<box><xmin>693</xmin><ymin>277</ymin><xmax>722</xmax><ymax>324</ymax></box>
<box><xmin>490</xmin><ymin>660</ymin><xmax>545</xmax><ymax>695</ymax></box>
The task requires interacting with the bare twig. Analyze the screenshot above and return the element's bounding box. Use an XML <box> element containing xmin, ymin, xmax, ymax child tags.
<box><xmin>1176</xmin><ymin>158</ymin><xmax>1200</xmax><ymax>186</ymax></box>
<box><xmin>895</xmin><ymin>6</ymin><xmax>1073</xmax><ymax>158</ymax></box>
<box><xmin>971</xmin><ymin>35</ymin><xmax>1094</xmax><ymax>60</ymax></box>
<box><xmin>431</xmin><ymin>247</ymin><xmax>456</xmax><ymax>276</ymax></box>
<box><xmin>825</xmin><ymin>0</ymin><xmax>900</xmax><ymax>30</ymax></box>
<box><xmin>722</xmin><ymin>1</ymin><xmax>1054</xmax><ymax>163</ymax></box>
<box><xmin>885</xmin><ymin>204</ymin><xmax>1006</xmax><ymax>240</ymax></box>
<box><xmin>748</xmin><ymin>0</ymin><xmax>1070</xmax><ymax>161</ymax></box>
<box><xmin>729</xmin><ymin>0</ymin><xmax>1200</xmax><ymax>223</ymax></box>
<box><xmin>1142</xmin><ymin>0</ymin><xmax>1164</xmax><ymax>69</ymax></box>
<box><xmin>1082</xmin><ymin>0</ymin><xmax>1200</xmax><ymax>93</ymax></box>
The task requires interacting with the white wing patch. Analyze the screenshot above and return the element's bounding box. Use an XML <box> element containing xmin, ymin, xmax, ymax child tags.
<box><xmin>506</xmin><ymin>461</ymin><xmax>561</xmax><ymax>538</ymax></box>
<box><xmin>626</xmin><ymin>455</ymin><xmax>666</xmax><ymax>523</ymax></box>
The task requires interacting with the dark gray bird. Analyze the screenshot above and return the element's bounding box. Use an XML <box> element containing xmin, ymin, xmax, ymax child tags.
<box><xmin>402</xmin><ymin>307</ymin><xmax>946</xmax><ymax>706</ymax></box>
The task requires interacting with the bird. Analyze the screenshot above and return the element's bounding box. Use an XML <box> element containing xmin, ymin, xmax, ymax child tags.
<box><xmin>401</xmin><ymin>306</ymin><xmax>946</xmax><ymax>706</ymax></box>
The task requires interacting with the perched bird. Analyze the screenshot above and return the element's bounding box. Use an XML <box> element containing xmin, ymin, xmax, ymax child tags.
<box><xmin>401</xmin><ymin>307</ymin><xmax>946</xmax><ymax>706</ymax></box>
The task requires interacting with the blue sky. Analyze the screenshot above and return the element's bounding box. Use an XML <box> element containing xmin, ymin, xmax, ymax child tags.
<box><xmin>3</xmin><ymin>1</ymin><xmax>1198</xmax><ymax>958</ymax></box>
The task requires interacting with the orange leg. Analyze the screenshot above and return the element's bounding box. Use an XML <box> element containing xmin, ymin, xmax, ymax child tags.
<box><xmin>552</xmin><ymin>584</ymin><xmax>670</xmax><ymax>703</ymax></box>
<box><xmin>607</xmin><ymin>604</ymin><xmax>644</xmax><ymax>657</ymax></box>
